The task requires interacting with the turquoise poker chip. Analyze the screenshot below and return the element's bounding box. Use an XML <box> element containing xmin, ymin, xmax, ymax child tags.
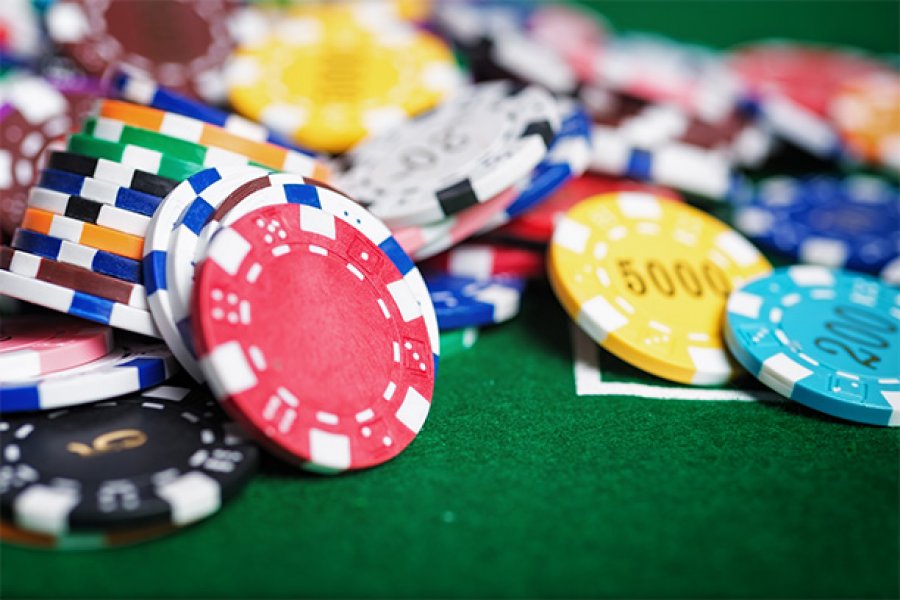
<box><xmin>725</xmin><ymin>266</ymin><xmax>900</xmax><ymax>427</ymax></box>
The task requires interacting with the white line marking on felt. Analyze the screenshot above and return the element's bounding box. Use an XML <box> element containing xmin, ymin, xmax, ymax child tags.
<box><xmin>569</xmin><ymin>323</ymin><xmax>784</xmax><ymax>403</ymax></box>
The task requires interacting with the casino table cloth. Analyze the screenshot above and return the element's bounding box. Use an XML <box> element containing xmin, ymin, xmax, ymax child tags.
<box><xmin>1</xmin><ymin>1</ymin><xmax>898</xmax><ymax>599</ymax></box>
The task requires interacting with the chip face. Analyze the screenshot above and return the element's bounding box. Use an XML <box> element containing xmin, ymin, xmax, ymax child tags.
<box><xmin>192</xmin><ymin>203</ymin><xmax>435</xmax><ymax>472</ymax></box>
<box><xmin>225</xmin><ymin>3</ymin><xmax>460</xmax><ymax>153</ymax></box>
<box><xmin>548</xmin><ymin>192</ymin><xmax>771</xmax><ymax>385</ymax></box>
<box><xmin>725</xmin><ymin>266</ymin><xmax>900</xmax><ymax>427</ymax></box>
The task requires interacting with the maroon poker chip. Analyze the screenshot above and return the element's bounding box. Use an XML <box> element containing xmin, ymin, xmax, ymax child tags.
<box><xmin>45</xmin><ymin>0</ymin><xmax>238</xmax><ymax>102</ymax></box>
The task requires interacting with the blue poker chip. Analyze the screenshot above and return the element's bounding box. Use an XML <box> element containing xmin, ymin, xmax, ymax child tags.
<box><xmin>37</xmin><ymin>169</ymin><xmax>162</xmax><ymax>217</ymax></box>
<box><xmin>11</xmin><ymin>229</ymin><xmax>142</xmax><ymax>283</ymax></box>
<box><xmin>732</xmin><ymin>174</ymin><xmax>899</xmax><ymax>276</ymax></box>
<box><xmin>0</xmin><ymin>340</ymin><xmax>179</xmax><ymax>413</ymax></box>
<box><xmin>427</xmin><ymin>273</ymin><xmax>526</xmax><ymax>331</ymax></box>
<box><xmin>498</xmin><ymin>101</ymin><xmax>592</xmax><ymax>224</ymax></box>
<box><xmin>111</xmin><ymin>70</ymin><xmax>314</xmax><ymax>156</ymax></box>
<box><xmin>725</xmin><ymin>266</ymin><xmax>900</xmax><ymax>427</ymax></box>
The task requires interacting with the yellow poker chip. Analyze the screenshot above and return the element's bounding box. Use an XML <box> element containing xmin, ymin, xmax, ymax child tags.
<box><xmin>225</xmin><ymin>4</ymin><xmax>460</xmax><ymax>154</ymax></box>
<box><xmin>548</xmin><ymin>193</ymin><xmax>772</xmax><ymax>385</ymax></box>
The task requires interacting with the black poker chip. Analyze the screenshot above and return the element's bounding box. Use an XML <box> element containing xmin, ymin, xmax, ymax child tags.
<box><xmin>0</xmin><ymin>383</ymin><xmax>259</xmax><ymax>535</ymax></box>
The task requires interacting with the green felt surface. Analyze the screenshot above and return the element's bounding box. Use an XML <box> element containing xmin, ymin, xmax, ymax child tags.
<box><xmin>2</xmin><ymin>1</ymin><xmax>899</xmax><ymax>598</ymax></box>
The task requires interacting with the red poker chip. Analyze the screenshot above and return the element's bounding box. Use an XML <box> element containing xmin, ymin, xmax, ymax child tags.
<box><xmin>45</xmin><ymin>0</ymin><xmax>238</xmax><ymax>102</ymax></box>
<box><xmin>495</xmin><ymin>173</ymin><xmax>683</xmax><ymax>244</ymax></box>
<box><xmin>421</xmin><ymin>243</ymin><xmax>545</xmax><ymax>280</ymax></box>
<box><xmin>0</xmin><ymin>76</ymin><xmax>103</xmax><ymax>240</ymax></box>
<box><xmin>729</xmin><ymin>43</ymin><xmax>890</xmax><ymax>117</ymax></box>
<box><xmin>192</xmin><ymin>203</ymin><xmax>435</xmax><ymax>472</ymax></box>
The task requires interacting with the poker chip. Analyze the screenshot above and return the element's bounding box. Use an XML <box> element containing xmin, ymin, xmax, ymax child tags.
<box><xmin>0</xmin><ymin>269</ymin><xmax>159</xmax><ymax>338</ymax></box>
<box><xmin>45</xmin><ymin>0</ymin><xmax>238</xmax><ymax>102</ymax></box>
<box><xmin>481</xmin><ymin>100</ymin><xmax>592</xmax><ymax>232</ymax></box>
<box><xmin>21</xmin><ymin>207</ymin><xmax>144</xmax><ymax>260</ymax></box>
<box><xmin>225</xmin><ymin>3</ymin><xmax>461</xmax><ymax>153</ymax></box>
<box><xmin>0</xmin><ymin>315</ymin><xmax>112</xmax><ymax>381</ymax></box>
<box><xmin>0</xmin><ymin>519</ymin><xmax>180</xmax><ymax>551</ymax></box>
<box><xmin>0</xmin><ymin>383</ymin><xmax>259</xmax><ymax>534</ymax></box>
<box><xmin>0</xmin><ymin>76</ymin><xmax>103</xmax><ymax>238</ymax></box>
<box><xmin>588</xmin><ymin>128</ymin><xmax>741</xmax><ymax>200</ymax></box>
<box><xmin>830</xmin><ymin>72</ymin><xmax>900</xmax><ymax>172</ymax></box>
<box><xmin>527</xmin><ymin>4</ymin><xmax>606</xmax><ymax>83</ymax></box>
<box><xmin>66</xmin><ymin>134</ymin><xmax>205</xmax><ymax>183</ymax></box>
<box><xmin>144</xmin><ymin>166</ymin><xmax>269</xmax><ymax>382</ymax></box>
<box><xmin>111</xmin><ymin>69</ymin><xmax>307</xmax><ymax>153</ymax></box>
<box><xmin>186</xmin><ymin>173</ymin><xmax>441</xmax><ymax>369</ymax></box>
<box><xmin>725</xmin><ymin>266</ymin><xmax>900</xmax><ymax>427</ymax></box>
<box><xmin>96</xmin><ymin>100</ymin><xmax>331</xmax><ymax>179</ymax></box>
<box><xmin>11</xmin><ymin>228</ymin><xmax>142</xmax><ymax>284</ymax></box>
<box><xmin>28</xmin><ymin>187</ymin><xmax>151</xmax><ymax>238</ymax></box>
<box><xmin>337</xmin><ymin>81</ymin><xmax>560</xmax><ymax>227</ymax></box>
<box><xmin>548</xmin><ymin>192</ymin><xmax>771</xmax><ymax>385</ymax></box>
<box><xmin>590</xmin><ymin>34</ymin><xmax>744</xmax><ymax>122</ymax></box>
<box><xmin>497</xmin><ymin>173</ymin><xmax>683</xmax><ymax>245</ymax></box>
<box><xmin>729</xmin><ymin>42</ymin><xmax>890</xmax><ymax>118</ymax></box>
<box><xmin>439</xmin><ymin>327</ymin><xmax>480</xmax><ymax>359</ymax></box>
<box><xmin>427</xmin><ymin>273</ymin><xmax>525</xmax><ymax>330</ymax></box>
<box><xmin>0</xmin><ymin>0</ymin><xmax>42</xmax><ymax>57</ymax></box>
<box><xmin>0</xmin><ymin>340</ymin><xmax>177</xmax><ymax>412</ymax></box>
<box><xmin>192</xmin><ymin>203</ymin><xmax>435</xmax><ymax>471</ymax></box>
<box><xmin>421</xmin><ymin>243</ymin><xmax>545</xmax><ymax>280</ymax></box>
<box><xmin>732</xmin><ymin>175</ymin><xmax>899</xmax><ymax>277</ymax></box>
<box><xmin>82</xmin><ymin>117</ymin><xmax>267</xmax><ymax>173</ymax></box>
<box><xmin>395</xmin><ymin>181</ymin><xmax>523</xmax><ymax>262</ymax></box>
<box><xmin>45</xmin><ymin>151</ymin><xmax>179</xmax><ymax>199</ymax></box>
<box><xmin>1</xmin><ymin>246</ymin><xmax>147</xmax><ymax>310</ymax></box>
<box><xmin>37</xmin><ymin>169</ymin><xmax>163</xmax><ymax>217</ymax></box>
<box><xmin>581</xmin><ymin>86</ymin><xmax>771</xmax><ymax>168</ymax></box>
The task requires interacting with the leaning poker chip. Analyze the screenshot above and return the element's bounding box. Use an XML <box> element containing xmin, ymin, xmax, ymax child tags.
<box><xmin>0</xmin><ymin>268</ymin><xmax>159</xmax><ymax>338</ymax></box>
<box><xmin>225</xmin><ymin>3</ymin><xmax>461</xmax><ymax>153</ymax></box>
<box><xmin>1</xmin><ymin>247</ymin><xmax>147</xmax><ymax>310</ymax></box>
<box><xmin>82</xmin><ymin>117</ymin><xmax>266</xmax><ymax>173</ymax></box>
<box><xmin>0</xmin><ymin>315</ymin><xmax>112</xmax><ymax>382</ymax></box>
<box><xmin>163</xmin><ymin>168</ymin><xmax>276</xmax><ymax>366</ymax></box>
<box><xmin>337</xmin><ymin>81</ymin><xmax>560</xmax><ymax>227</ymax></box>
<box><xmin>732</xmin><ymin>175</ymin><xmax>899</xmax><ymax>277</ymax></box>
<box><xmin>0</xmin><ymin>76</ymin><xmax>103</xmax><ymax>239</ymax></box>
<box><xmin>497</xmin><ymin>173</ymin><xmax>683</xmax><ymax>245</ymax></box>
<box><xmin>421</xmin><ymin>243</ymin><xmax>545</xmax><ymax>280</ymax></box>
<box><xmin>427</xmin><ymin>273</ymin><xmax>525</xmax><ymax>331</ymax></box>
<box><xmin>0</xmin><ymin>340</ymin><xmax>177</xmax><ymax>413</ymax></box>
<box><xmin>11</xmin><ymin>228</ymin><xmax>142</xmax><ymax>284</ymax></box>
<box><xmin>97</xmin><ymin>100</ymin><xmax>332</xmax><ymax>179</ymax></box>
<box><xmin>0</xmin><ymin>383</ymin><xmax>259</xmax><ymax>534</ymax></box>
<box><xmin>0</xmin><ymin>520</ymin><xmax>180</xmax><ymax>551</ymax></box>
<box><xmin>725</xmin><ymin>267</ymin><xmax>900</xmax><ymax>427</ymax></box>
<box><xmin>830</xmin><ymin>72</ymin><xmax>900</xmax><ymax>172</ymax></box>
<box><xmin>21</xmin><ymin>207</ymin><xmax>143</xmax><ymax>260</ymax></box>
<box><xmin>548</xmin><ymin>193</ymin><xmax>771</xmax><ymax>385</ymax></box>
<box><xmin>37</xmin><ymin>169</ymin><xmax>163</xmax><ymax>217</ymax></box>
<box><xmin>399</xmin><ymin>182</ymin><xmax>524</xmax><ymax>262</ymax></box>
<box><xmin>189</xmin><ymin>173</ymin><xmax>441</xmax><ymax>368</ymax></box>
<box><xmin>193</xmin><ymin>203</ymin><xmax>435</xmax><ymax>471</ymax></box>
<box><xmin>143</xmin><ymin>166</ymin><xmax>269</xmax><ymax>382</ymax></box>
<box><xmin>45</xmin><ymin>151</ymin><xmax>179</xmax><ymax>199</ymax></box>
<box><xmin>28</xmin><ymin>187</ymin><xmax>151</xmax><ymax>238</ymax></box>
<box><xmin>66</xmin><ymin>134</ymin><xmax>204</xmax><ymax>183</ymax></box>
<box><xmin>439</xmin><ymin>327</ymin><xmax>480</xmax><ymax>359</ymax></box>
<box><xmin>111</xmin><ymin>69</ymin><xmax>309</xmax><ymax>153</ymax></box>
<box><xmin>45</xmin><ymin>0</ymin><xmax>238</xmax><ymax>102</ymax></box>
<box><xmin>482</xmin><ymin>100</ymin><xmax>592</xmax><ymax>231</ymax></box>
